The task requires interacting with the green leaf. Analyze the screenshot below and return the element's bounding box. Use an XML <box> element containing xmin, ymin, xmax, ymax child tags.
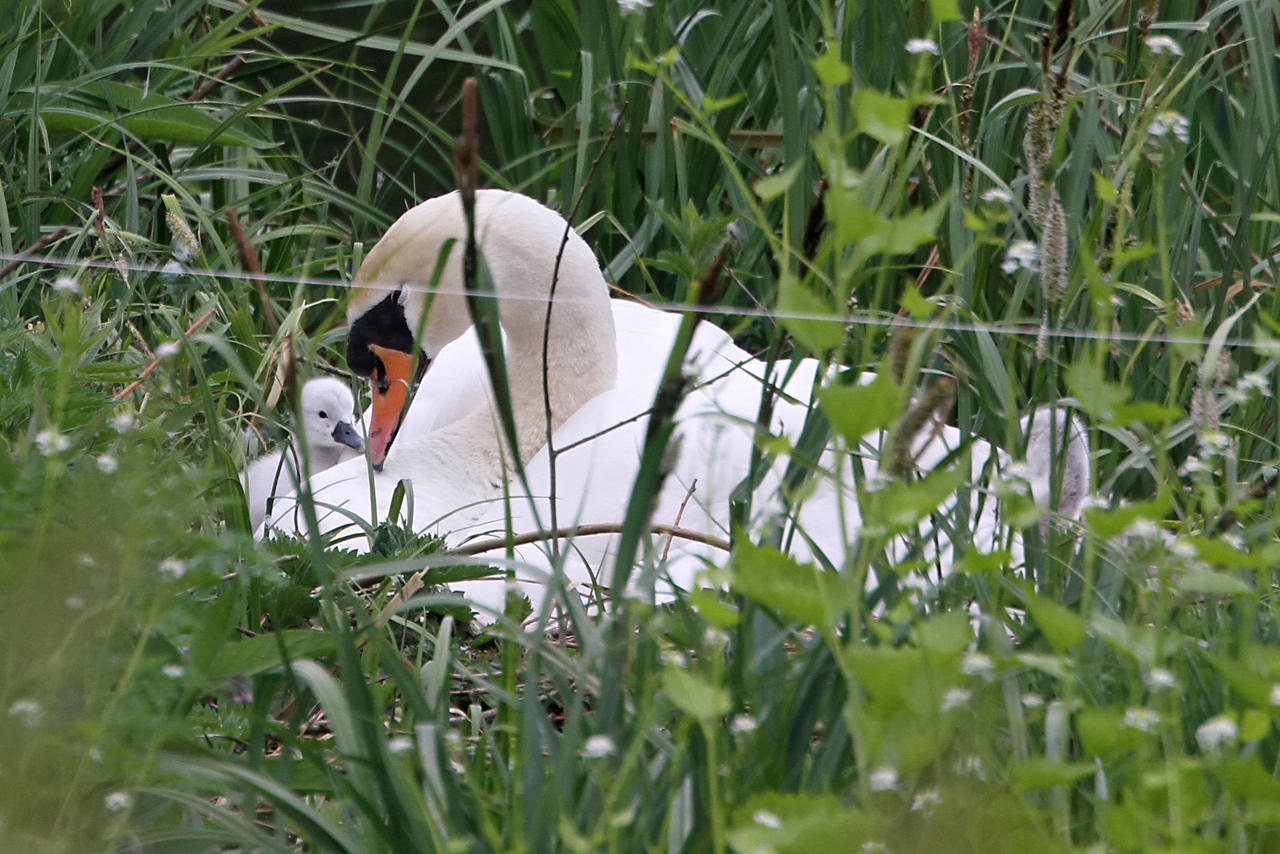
<box><xmin>755</xmin><ymin>163</ymin><xmax>803</xmax><ymax>201</ymax></box>
<box><xmin>1021</xmin><ymin>587</ymin><xmax>1085</xmax><ymax>652</ymax></box>
<box><xmin>1186</xmin><ymin>536</ymin><xmax>1280</xmax><ymax>571</ymax></box>
<box><xmin>1175</xmin><ymin>567</ymin><xmax>1253</xmax><ymax>596</ymax></box>
<box><xmin>688</xmin><ymin>587</ymin><xmax>739</xmax><ymax>628</ymax></box>
<box><xmin>1065</xmin><ymin>360</ymin><xmax>1130</xmax><ymax>420</ymax></box>
<box><xmin>860</xmin><ymin>457</ymin><xmax>969</xmax><ymax>538</ymax></box>
<box><xmin>730</xmin><ymin>538</ymin><xmax>845</xmax><ymax>627</ymax></box>
<box><xmin>817</xmin><ymin>372</ymin><xmax>900</xmax><ymax>444</ymax></box>
<box><xmin>956</xmin><ymin>548</ymin><xmax>1012</xmax><ymax>574</ymax></box>
<box><xmin>1093</xmin><ymin>170</ymin><xmax>1118</xmax><ymax>204</ymax></box>
<box><xmin>812</xmin><ymin>50</ymin><xmax>851</xmax><ymax>87</ymax></box>
<box><xmin>853</xmin><ymin>89</ymin><xmax>912</xmax><ymax>146</ymax></box>
<box><xmin>1011</xmin><ymin>758</ymin><xmax>1096</xmax><ymax>792</ymax></box>
<box><xmin>18</xmin><ymin>81</ymin><xmax>271</xmax><ymax>147</ymax></box>
<box><xmin>208</xmin><ymin>630</ymin><xmax>336</xmax><ymax>678</ymax></box>
<box><xmin>928</xmin><ymin>0</ymin><xmax>962</xmax><ymax>22</ymax></box>
<box><xmin>662</xmin><ymin>666</ymin><xmax>730</xmax><ymax>720</ymax></box>
<box><xmin>1084</xmin><ymin>493</ymin><xmax>1173</xmax><ymax>538</ymax></box>
<box><xmin>777</xmin><ymin>273</ymin><xmax>844</xmax><ymax>355</ymax></box>
<box><xmin>914</xmin><ymin>611</ymin><xmax>971</xmax><ymax>655</ymax></box>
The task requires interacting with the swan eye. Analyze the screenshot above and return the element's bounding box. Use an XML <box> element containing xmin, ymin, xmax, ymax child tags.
<box><xmin>318</xmin><ymin>410</ymin><xmax>328</xmax><ymax>419</ymax></box>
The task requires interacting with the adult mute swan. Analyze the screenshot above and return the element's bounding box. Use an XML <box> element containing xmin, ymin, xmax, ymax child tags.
<box><xmin>260</xmin><ymin>189</ymin><xmax>1088</xmax><ymax>618</ymax></box>
<box><xmin>242</xmin><ymin>376</ymin><xmax>364</xmax><ymax>531</ymax></box>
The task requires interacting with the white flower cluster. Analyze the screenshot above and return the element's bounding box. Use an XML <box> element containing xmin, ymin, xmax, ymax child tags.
<box><xmin>905</xmin><ymin>38</ymin><xmax>940</xmax><ymax>56</ymax></box>
<box><xmin>1001</xmin><ymin>240</ymin><xmax>1040</xmax><ymax>274</ymax></box>
<box><xmin>1144</xmin><ymin>35</ymin><xmax>1183</xmax><ymax>57</ymax></box>
<box><xmin>1149</xmin><ymin>111</ymin><xmax>1190</xmax><ymax>145</ymax></box>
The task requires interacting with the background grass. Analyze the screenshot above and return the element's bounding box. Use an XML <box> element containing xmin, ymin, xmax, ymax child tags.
<box><xmin>2</xmin><ymin>0</ymin><xmax>1280</xmax><ymax>851</ymax></box>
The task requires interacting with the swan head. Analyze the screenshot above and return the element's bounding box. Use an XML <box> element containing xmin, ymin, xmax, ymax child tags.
<box><xmin>299</xmin><ymin>377</ymin><xmax>364</xmax><ymax>455</ymax></box>
<box><xmin>345</xmin><ymin>195</ymin><xmax>478</xmax><ymax>468</ymax></box>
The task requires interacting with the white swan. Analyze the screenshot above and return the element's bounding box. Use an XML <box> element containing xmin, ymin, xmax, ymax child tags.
<box><xmin>242</xmin><ymin>376</ymin><xmax>364</xmax><ymax>531</ymax></box>
<box><xmin>260</xmin><ymin>189</ymin><xmax>1089</xmax><ymax>618</ymax></box>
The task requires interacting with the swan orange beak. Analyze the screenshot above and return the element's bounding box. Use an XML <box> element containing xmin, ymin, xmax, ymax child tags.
<box><xmin>367</xmin><ymin>344</ymin><xmax>417</xmax><ymax>470</ymax></box>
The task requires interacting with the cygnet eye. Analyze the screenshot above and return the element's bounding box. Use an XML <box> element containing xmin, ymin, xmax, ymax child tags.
<box><xmin>318</xmin><ymin>410</ymin><xmax>328</xmax><ymax>419</ymax></box>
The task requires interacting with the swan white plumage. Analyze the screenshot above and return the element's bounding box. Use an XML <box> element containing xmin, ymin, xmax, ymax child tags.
<box><xmin>260</xmin><ymin>189</ymin><xmax>1088</xmax><ymax>618</ymax></box>
<box><xmin>242</xmin><ymin>376</ymin><xmax>364</xmax><ymax>532</ymax></box>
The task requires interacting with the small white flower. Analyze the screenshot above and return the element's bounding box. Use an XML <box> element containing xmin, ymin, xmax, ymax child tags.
<box><xmin>1123</xmin><ymin>518</ymin><xmax>1161</xmax><ymax>542</ymax></box>
<box><xmin>65</xmin><ymin>596</ymin><xmax>85</xmax><ymax>610</ymax></box>
<box><xmin>1195</xmin><ymin>715</ymin><xmax>1238</xmax><ymax>755</ymax></box>
<box><xmin>962</xmin><ymin>652</ymin><xmax>995</xmax><ymax>678</ymax></box>
<box><xmin>88</xmin><ymin>747</ymin><xmax>103</xmax><ymax>762</ymax></box>
<box><xmin>941</xmin><ymin>687</ymin><xmax>971</xmax><ymax>711</ymax></box>
<box><xmin>858</xmin><ymin>843</ymin><xmax>888</xmax><ymax>854</ymax></box>
<box><xmin>662</xmin><ymin>650</ymin><xmax>688</xmax><ymax>668</ymax></box>
<box><xmin>1021</xmin><ymin>693</ymin><xmax>1045</xmax><ymax>708</ymax></box>
<box><xmin>980</xmin><ymin>187</ymin><xmax>1014</xmax><ymax>205</ymax></box>
<box><xmin>581</xmin><ymin>735</ymin><xmax>617</xmax><ymax>759</ymax></box>
<box><xmin>111</xmin><ymin>412</ymin><xmax>136</xmax><ymax>432</ymax></box>
<box><xmin>34</xmin><ymin>429</ymin><xmax>70</xmax><ymax>454</ymax></box>
<box><xmin>162</xmin><ymin>664</ymin><xmax>185</xmax><ymax>679</ymax></box>
<box><xmin>911</xmin><ymin>788</ymin><xmax>942</xmax><ymax>811</ymax></box>
<box><xmin>905</xmin><ymin>38</ymin><xmax>940</xmax><ymax>56</ymax></box>
<box><xmin>1123</xmin><ymin>706</ymin><xmax>1160</xmax><ymax>733</ymax></box>
<box><xmin>388</xmin><ymin>736</ymin><xmax>415</xmax><ymax>755</ymax></box>
<box><xmin>8</xmin><ymin>699</ymin><xmax>42</xmax><ymax>726</ymax></box>
<box><xmin>1169</xmin><ymin>538</ymin><xmax>1197</xmax><ymax>560</ymax></box>
<box><xmin>1199</xmin><ymin>428</ymin><xmax>1230</xmax><ymax>454</ymax></box>
<box><xmin>52</xmin><ymin>276</ymin><xmax>80</xmax><ymax>295</ymax></box>
<box><xmin>704</xmin><ymin>627</ymin><xmax>729</xmax><ymax>647</ymax></box>
<box><xmin>956</xmin><ymin>755</ymin><xmax>986</xmax><ymax>778</ymax></box>
<box><xmin>1178</xmin><ymin>455</ymin><xmax>1211</xmax><ymax>477</ymax></box>
<box><xmin>158</xmin><ymin>558</ymin><xmax>187</xmax><ymax>579</ymax></box>
<box><xmin>1221</xmin><ymin>531</ymin><xmax>1245</xmax><ymax>550</ymax></box>
<box><xmin>1269</xmin><ymin>684</ymin><xmax>1280</xmax><ymax>706</ymax></box>
<box><xmin>753</xmin><ymin>809</ymin><xmax>783</xmax><ymax>829</ymax></box>
<box><xmin>616</xmin><ymin>0</ymin><xmax>652</xmax><ymax>15</ymax></box>
<box><xmin>79</xmin><ymin>554</ymin><xmax>96</xmax><ymax>567</ymax></box>
<box><xmin>1144</xmin><ymin>668</ymin><xmax>1177</xmax><ymax>691</ymax></box>
<box><xmin>1144</xmin><ymin>35</ymin><xmax>1184</xmax><ymax>57</ymax></box>
<box><xmin>868</xmin><ymin>765</ymin><xmax>898</xmax><ymax>791</ymax></box>
<box><xmin>1238</xmin><ymin>371</ymin><xmax>1271</xmax><ymax>396</ymax></box>
<box><xmin>155</xmin><ymin>341</ymin><xmax>181</xmax><ymax>359</ymax></box>
<box><xmin>1148</xmin><ymin>111</ymin><xmax>1190</xmax><ymax>145</ymax></box>
<box><xmin>730</xmin><ymin>714</ymin><xmax>758</xmax><ymax>736</ymax></box>
<box><xmin>96</xmin><ymin>454</ymin><xmax>118</xmax><ymax>474</ymax></box>
<box><xmin>1001</xmin><ymin>240</ymin><xmax>1039</xmax><ymax>274</ymax></box>
<box><xmin>103</xmin><ymin>791</ymin><xmax>132</xmax><ymax>812</ymax></box>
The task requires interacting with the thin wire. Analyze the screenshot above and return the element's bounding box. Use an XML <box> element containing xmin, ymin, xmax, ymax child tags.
<box><xmin>4</xmin><ymin>249</ymin><xmax>1276</xmax><ymax>352</ymax></box>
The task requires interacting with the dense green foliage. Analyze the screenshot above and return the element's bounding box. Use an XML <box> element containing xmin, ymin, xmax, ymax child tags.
<box><xmin>2</xmin><ymin>0</ymin><xmax>1279</xmax><ymax>851</ymax></box>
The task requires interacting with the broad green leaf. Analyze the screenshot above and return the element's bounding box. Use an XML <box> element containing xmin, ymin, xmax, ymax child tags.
<box><xmin>853</xmin><ymin>89</ymin><xmax>911</xmax><ymax>146</ymax></box>
<box><xmin>956</xmin><ymin>548</ymin><xmax>1012</xmax><ymax>574</ymax></box>
<box><xmin>812</xmin><ymin>50</ymin><xmax>851</xmax><ymax>87</ymax></box>
<box><xmin>1084</xmin><ymin>493</ymin><xmax>1172</xmax><ymax>538</ymax></box>
<box><xmin>874</xmin><ymin>199</ymin><xmax>948</xmax><ymax>255</ymax></box>
<box><xmin>687</xmin><ymin>587</ymin><xmax>739</xmax><ymax>628</ymax></box>
<box><xmin>928</xmin><ymin>0</ymin><xmax>962</xmax><ymax>22</ymax></box>
<box><xmin>755</xmin><ymin>163</ymin><xmax>803</xmax><ymax>201</ymax></box>
<box><xmin>1022</xmin><ymin>587</ymin><xmax>1085</xmax><ymax>652</ymax></box>
<box><xmin>1186</xmin><ymin>536</ymin><xmax>1280</xmax><ymax>571</ymax></box>
<box><xmin>1065</xmin><ymin>360</ymin><xmax>1130</xmax><ymax>420</ymax></box>
<box><xmin>730</xmin><ymin>538</ymin><xmax>845</xmax><ymax>627</ymax></box>
<box><xmin>859</xmin><ymin>457</ymin><xmax>969</xmax><ymax>537</ymax></box>
<box><xmin>777</xmin><ymin>273</ymin><xmax>844</xmax><ymax>355</ymax></box>
<box><xmin>914</xmin><ymin>611</ymin><xmax>971</xmax><ymax>654</ymax></box>
<box><xmin>816</xmin><ymin>371</ymin><xmax>900</xmax><ymax>444</ymax></box>
<box><xmin>1077</xmin><ymin>707</ymin><xmax>1152</xmax><ymax>758</ymax></box>
<box><xmin>1176</xmin><ymin>567</ymin><xmax>1253</xmax><ymax>596</ymax></box>
<box><xmin>208</xmin><ymin>630</ymin><xmax>335</xmax><ymax>678</ymax></box>
<box><xmin>1093</xmin><ymin>170</ymin><xmax>1119</xmax><ymax>204</ymax></box>
<box><xmin>1011</xmin><ymin>758</ymin><xmax>1096</xmax><ymax>792</ymax></box>
<box><xmin>662</xmin><ymin>666</ymin><xmax>730</xmax><ymax>720</ymax></box>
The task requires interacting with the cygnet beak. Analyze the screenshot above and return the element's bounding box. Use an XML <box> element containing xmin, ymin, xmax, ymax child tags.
<box><xmin>330</xmin><ymin>419</ymin><xmax>364</xmax><ymax>452</ymax></box>
<box><xmin>366</xmin><ymin>343</ymin><xmax>418</xmax><ymax>470</ymax></box>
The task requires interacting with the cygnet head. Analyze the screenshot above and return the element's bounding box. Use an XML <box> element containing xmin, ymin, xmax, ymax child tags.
<box><xmin>298</xmin><ymin>377</ymin><xmax>363</xmax><ymax>456</ymax></box>
<box><xmin>345</xmin><ymin>190</ymin><xmax>616</xmax><ymax>469</ymax></box>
